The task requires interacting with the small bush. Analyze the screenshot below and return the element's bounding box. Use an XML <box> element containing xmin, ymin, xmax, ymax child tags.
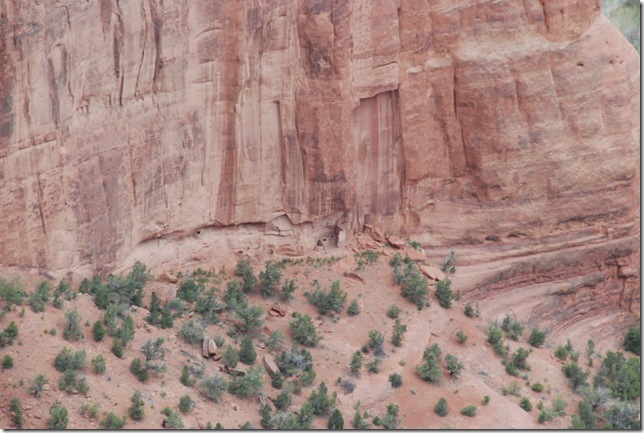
<box><xmin>389</xmin><ymin>373</ymin><xmax>403</xmax><ymax>388</ymax></box>
<box><xmin>29</xmin><ymin>374</ymin><xmax>49</xmax><ymax>398</ymax></box>
<box><xmin>520</xmin><ymin>397</ymin><xmax>532</xmax><ymax>412</ymax></box>
<box><xmin>307</xmin><ymin>382</ymin><xmax>337</xmax><ymax>415</ymax></box>
<box><xmin>392</xmin><ymin>319</ymin><xmax>407</xmax><ymax>347</ymax></box>
<box><xmin>63</xmin><ymin>309</ymin><xmax>83</xmax><ymax>341</ymax></box>
<box><xmin>81</xmin><ymin>402</ymin><xmax>100</xmax><ymax>419</ymax></box>
<box><xmin>162</xmin><ymin>407</ymin><xmax>184</xmax><ymax>429</ymax></box>
<box><xmin>92</xmin><ymin>321</ymin><xmax>106</xmax><ymax>342</ymax></box>
<box><xmin>445</xmin><ymin>354</ymin><xmax>464</xmax><ymax>377</ymax></box>
<box><xmin>235</xmin><ymin>259</ymin><xmax>257</xmax><ymax>294</ymax></box>
<box><xmin>528</xmin><ymin>328</ymin><xmax>547</xmax><ymax>348</ymax></box>
<box><xmin>434</xmin><ymin>397</ymin><xmax>449</xmax><ymax>417</ymax></box>
<box><xmin>179</xmin><ymin>318</ymin><xmax>205</xmax><ymax>346</ymax></box>
<box><xmin>177</xmin><ymin>278</ymin><xmax>203</xmax><ymax>303</ymax></box>
<box><xmin>180</xmin><ymin>365</ymin><xmax>196</xmax><ymax>387</ymax></box>
<box><xmin>200</xmin><ymin>374</ymin><xmax>228</xmax><ymax>402</ymax></box>
<box><xmin>100</xmin><ymin>411</ymin><xmax>126</xmax><ymax>429</ymax></box>
<box><xmin>2</xmin><ymin>354</ymin><xmax>14</xmax><ymax>369</ymax></box>
<box><xmin>555</xmin><ymin>345</ymin><xmax>568</xmax><ymax>361</ymax></box>
<box><xmin>537</xmin><ymin>408</ymin><xmax>554</xmax><ymax>424</ymax></box>
<box><xmin>10</xmin><ymin>397</ymin><xmax>23</xmax><ymax>428</ymax></box>
<box><xmin>456</xmin><ymin>330</ymin><xmax>468</xmax><ymax>344</ymax></box>
<box><xmin>129</xmin><ymin>391</ymin><xmax>145</xmax><ymax>420</ymax></box>
<box><xmin>281</xmin><ymin>279</ymin><xmax>297</xmax><ymax>301</ymax></box>
<box><xmin>112</xmin><ymin>338</ymin><xmax>125</xmax><ymax>358</ymax></box>
<box><xmin>92</xmin><ymin>355</ymin><xmax>106</xmax><ymax>374</ymax></box>
<box><xmin>368</xmin><ymin>330</ymin><xmax>385</xmax><ymax>356</ymax></box>
<box><xmin>47</xmin><ymin>402</ymin><xmax>69</xmax><ymax>429</ymax></box>
<box><xmin>305</xmin><ymin>280</ymin><xmax>347</xmax><ymax>315</ymax></box>
<box><xmin>222</xmin><ymin>345</ymin><xmax>240</xmax><ymax>369</ymax></box>
<box><xmin>482</xmin><ymin>395</ymin><xmax>490</xmax><ymax>405</ymax></box>
<box><xmin>289</xmin><ymin>313</ymin><xmax>321</xmax><ymax>347</ymax></box>
<box><xmin>239</xmin><ymin>337</ymin><xmax>257</xmax><ymax>365</ymax></box>
<box><xmin>54</xmin><ymin>348</ymin><xmax>86</xmax><ymax>372</ymax></box>
<box><xmin>562</xmin><ymin>362</ymin><xmax>589</xmax><ymax>390</ymax></box>
<box><xmin>130</xmin><ymin>358</ymin><xmax>149</xmax><ymax>383</ymax></box>
<box><xmin>228</xmin><ymin>366</ymin><xmax>265</xmax><ymax>398</ymax></box>
<box><xmin>179</xmin><ymin>395</ymin><xmax>194</xmax><ymax>414</ymax></box>
<box><xmin>350</xmin><ymin>351</ymin><xmax>363</xmax><ymax>374</ymax></box>
<box><xmin>624</xmin><ymin>327</ymin><xmax>640</xmax><ymax>356</ymax></box>
<box><xmin>460</xmin><ymin>405</ymin><xmax>476</xmax><ymax>417</ymax></box>
<box><xmin>29</xmin><ymin>282</ymin><xmax>51</xmax><ymax>313</ymax></box>
<box><xmin>347</xmin><ymin>299</ymin><xmax>360</xmax><ymax>316</ymax></box>
<box><xmin>274</xmin><ymin>389</ymin><xmax>292</xmax><ymax>410</ymax></box>
<box><xmin>435</xmin><ymin>278</ymin><xmax>454</xmax><ymax>309</ymax></box>
<box><xmin>464</xmin><ymin>303</ymin><xmax>475</xmax><ymax>317</ymax></box>
<box><xmin>235</xmin><ymin>305</ymin><xmax>264</xmax><ymax>334</ymax></box>
<box><xmin>531</xmin><ymin>382</ymin><xmax>544</xmax><ymax>392</ymax></box>
<box><xmin>259</xmin><ymin>261</ymin><xmax>282</xmax><ymax>297</ymax></box>
<box><xmin>328</xmin><ymin>408</ymin><xmax>344</xmax><ymax>429</ymax></box>
<box><xmin>386</xmin><ymin>304</ymin><xmax>401</xmax><ymax>319</ymax></box>
<box><xmin>367</xmin><ymin>358</ymin><xmax>382</xmax><ymax>373</ymax></box>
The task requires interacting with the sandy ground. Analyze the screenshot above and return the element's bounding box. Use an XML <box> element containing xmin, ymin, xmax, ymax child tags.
<box><xmin>0</xmin><ymin>244</ymin><xmax>635</xmax><ymax>429</ymax></box>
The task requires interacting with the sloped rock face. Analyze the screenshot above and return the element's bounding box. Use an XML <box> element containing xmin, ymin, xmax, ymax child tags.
<box><xmin>0</xmin><ymin>1</ymin><xmax>639</xmax><ymax>315</ymax></box>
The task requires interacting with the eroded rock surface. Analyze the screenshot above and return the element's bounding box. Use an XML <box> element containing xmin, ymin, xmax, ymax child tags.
<box><xmin>0</xmin><ymin>1</ymin><xmax>639</xmax><ymax>319</ymax></box>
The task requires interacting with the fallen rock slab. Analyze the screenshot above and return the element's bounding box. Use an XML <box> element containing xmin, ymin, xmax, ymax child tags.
<box><xmin>421</xmin><ymin>265</ymin><xmax>446</xmax><ymax>281</ymax></box>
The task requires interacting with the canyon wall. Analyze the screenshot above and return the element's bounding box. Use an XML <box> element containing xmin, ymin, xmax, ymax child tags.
<box><xmin>0</xmin><ymin>1</ymin><xmax>639</xmax><ymax>314</ymax></box>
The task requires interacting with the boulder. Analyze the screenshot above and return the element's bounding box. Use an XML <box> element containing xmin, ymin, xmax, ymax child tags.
<box><xmin>386</xmin><ymin>235</ymin><xmax>406</xmax><ymax>249</ymax></box>
<box><xmin>421</xmin><ymin>266</ymin><xmax>446</xmax><ymax>282</ymax></box>
<box><xmin>263</xmin><ymin>354</ymin><xmax>280</xmax><ymax>378</ymax></box>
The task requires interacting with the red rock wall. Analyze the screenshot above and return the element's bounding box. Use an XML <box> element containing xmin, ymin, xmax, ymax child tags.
<box><xmin>0</xmin><ymin>0</ymin><xmax>639</xmax><ymax>316</ymax></box>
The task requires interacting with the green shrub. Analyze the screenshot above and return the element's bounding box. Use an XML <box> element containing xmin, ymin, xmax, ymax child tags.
<box><xmin>528</xmin><ymin>328</ymin><xmax>547</xmax><ymax>348</ymax></box>
<box><xmin>129</xmin><ymin>391</ymin><xmax>145</xmax><ymax>420</ymax></box>
<box><xmin>92</xmin><ymin>355</ymin><xmax>106</xmax><ymax>374</ymax></box>
<box><xmin>392</xmin><ymin>319</ymin><xmax>407</xmax><ymax>347</ymax></box>
<box><xmin>456</xmin><ymin>330</ymin><xmax>468</xmax><ymax>344</ymax></box>
<box><xmin>235</xmin><ymin>259</ymin><xmax>257</xmax><ymax>294</ymax></box>
<box><xmin>29</xmin><ymin>281</ymin><xmax>51</xmax><ymax>313</ymax></box>
<box><xmin>482</xmin><ymin>395</ymin><xmax>490</xmax><ymax>405</ymax></box>
<box><xmin>624</xmin><ymin>327</ymin><xmax>640</xmax><ymax>356</ymax></box>
<box><xmin>552</xmin><ymin>395</ymin><xmax>567</xmax><ymax>415</ymax></box>
<box><xmin>63</xmin><ymin>309</ymin><xmax>83</xmax><ymax>341</ymax></box>
<box><xmin>162</xmin><ymin>407</ymin><xmax>184</xmax><ymax>429</ymax></box>
<box><xmin>281</xmin><ymin>279</ymin><xmax>297</xmax><ymax>301</ymax></box>
<box><xmin>276</xmin><ymin>346</ymin><xmax>314</xmax><ymax>377</ymax></box>
<box><xmin>179</xmin><ymin>395</ymin><xmax>194</xmax><ymax>414</ymax></box>
<box><xmin>10</xmin><ymin>397</ymin><xmax>23</xmax><ymax>428</ymax></box>
<box><xmin>177</xmin><ymin>278</ymin><xmax>202</xmax><ymax>303</ymax></box>
<box><xmin>464</xmin><ymin>303</ymin><xmax>475</xmax><ymax>317</ymax></box>
<box><xmin>289</xmin><ymin>313</ymin><xmax>321</xmax><ymax>347</ymax></box>
<box><xmin>271</xmin><ymin>371</ymin><xmax>283</xmax><ymax>389</ymax></box>
<box><xmin>435</xmin><ymin>278</ymin><xmax>454</xmax><ymax>308</ymax></box>
<box><xmin>92</xmin><ymin>320</ymin><xmax>106</xmax><ymax>342</ymax></box>
<box><xmin>239</xmin><ymin>337</ymin><xmax>257</xmax><ymax>365</ymax></box>
<box><xmin>531</xmin><ymin>382</ymin><xmax>544</xmax><ymax>392</ymax></box>
<box><xmin>200</xmin><ymin>374</ymin><xmax>228</xmax><ymax>402</ymax></box>
<box><xmin>445</xmin><ymin>354</ymin><xmax>464</xmax><ymax>377</ymax></box>
<box><xmin>537</xmin><ymin>408</ymin><xmax>554</xmax><ymax>424</ymax></box>
<box><xmin>555</xmin><ymin>345</ymin><xmax>568</xmax><ymax>360</ymax></box>
<box><xmin>274</xmin><ymin>389</ymin><xmax>292</xmax><ymax>410</ymax></box>
<box><xmin>350</xmin><ymin>351</ymin><xmax>363</xmax><ymax>374</ymax></box>
<box><xmin>194</xmin><ymin>288</ymin><xmax>223</xmax><ymax>325</ymax></box>
<box><xmin>180</xmin><ymin>365</ymin><xmax>196</xmax><ymax>387</ymax></box>
<box><xmin>235</xmin><ymin>305</ymin><xmax>264</xmax><ymax>333</ymax></box>
<box><xmin>228</xmin><ymin>366</ymin><xmax>265</xmax><ymax>398</ymax></box>
<box><xmin>222</xmin><ymin>345</ymin><xmax>240</xmax><ymax>369</ymax></box>
<box><xmin>305</xmin><ymin>280</ymin><xmax>347</xmax><ymax>315</ymax></box>
<box><xmin>520</xmin><ymin>397</ymin><xmax>532</xmax><ymax>412</ymax></box>
<box><xmin>3</xmin><ymin>354</ymin><xmax>14</xmax><ymax>369</ymax></box>
<box><xmin>307</xmin><ymin>382</ymin><xmax>336</xmax><ymax>415</ymax></box>
<box><xmin>260</xmin><ymin>261</ymin><xmax>282</xmax><ymax>297</ymax></box>
<box><xmin>460</xmin><ymin>405</ymin><xmax>476</xmax><ymax>417</ymax></box>
<box><xmin>562</xmin><ymin>362</ymin><xmax>590</xmax><ymax>390</ymax></box>
<box><xmin>347</xmin><ymin>299</ymin><xmax>360</xmax><ymax>316</ymax></box>
<box><xmin>416</xmin><ymin>357</ymin><xmax>442</xmax><ymax>383</ymax></box>
<box><xmin>389</xmin><ymin>373</ymin><xmax>403</xmax><ymax>388</ymax></box>
<box><xmin>441</xmin><ymin>250</ymin><xmax>457</xmax><ymax>273</ymax></box>
<box><xmin>396</xmin><ymin>261</ymin><xmax>429</xmax><ymax>309</ymax></box>
<box><xmin>47</xmin><ymin>402</ymin><xmax>68</xmax><ymax>429</ymax></box>
<box><xmin>100</xmin><ymin>411</ymin><xmax>126</xmax><ymax>429</ymax></box>
<box><xmin>29</xmin><ymin>374</ymin><xmax>49</xmax><ymax>398</ymax></box>
<box><xmin>368</xmin><ymin>330</ymin><xmax>385</xmax><ymax>356</ymax></box>
<box><xmin>328</xmin><ymin>408</ymin><xmax>344</xmax><ymax>429</ymax></box>
<box><xmin>434</xmin><ymin>397</ymin><xmax>449</xmax><ymax>417</ymax></box>
<box><xmin>0</xmin><ymin>278</ymin><xmax>26</xmax><ymax>309</ymax></box>
<box><xmin>386</xmin><ymin>304</ymin><xmax>400</xmax><ymax>319</ymax></box>
<box><xmin>54</xmin><ymin>348</ymin><xmax>86</xmax><ymax>372</ymax></box>
<box><xmin>179</xmin><ymin>318</ymin><xmax>205</xmax><ymax>346</ymax></box>
<box><xmin>373</xmin><ymin>403</ymin><xmax>400</xmax><ymax>429</ymax></box>
<box><xmin>81</xmin><ymin>403</ymin><xmax>100</xmax><ymax>419</ymax></box>
<box><xmin>130</xmin><ymin>358</ymin><xmax>149</xmax><ymax>383</ymax></box>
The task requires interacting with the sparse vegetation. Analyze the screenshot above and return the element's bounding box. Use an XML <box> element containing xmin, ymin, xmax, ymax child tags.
<box><xmin>416</xmin><ymin>344</ymin><xmax>443</xmax><ymax>383</ymax></box>
<box><xmin>54</xmin><ymin>347</ymin><xmax>86</xmax><ymax>372</ymax></box>
<box><xmin>373</xmin><ymin>403</ymin><xmax>401</xmax><ymax>429</ymax></box>
<box><xmin>200</xmin><ymin>374</ymin><xmax>228</xmax><ymax>402</ymax></box>
<box><xmin>63</xmin><ymin>309</ymin><xmax>83</xmax><ymax>341</ymax></box>
<box><xmin>500</xmin><ymin>315</ymin><xmax>524</xmax><ymax>341</ymax></box>
<box><xmin>228</xmin><ymin>365</ymin><xmax>265</xmax><ymax>398</ymax></box>
<box><xmin>222</xmin><ymin>345</ymin><xmax>240</xmax><ymax>369</ymax></box>
<box><xmin>445</xmin><ymin>354</ymin><xmax>464</xmax><ymax>377</ymax></box>
<box><xmin>328</xmin><ymin>408</ymin><xmax>344</xmax><ymax>429</ymax></box>
<box><xmin>464</xmin><ymin>302</ymin><xmax>476</xmax><ymax>317</ymax></box>
<box><xmin>235</xmin><ymin>305</ymin><xmax>264</xmax><ymax>334</ymax></box>
<box><xmin>281</xmin><ymin>279</ymin><xmax>297</xmax><ymax>301</ymax></box>
<box><xmin>350</xmin><ymin>351</ymin><xmax>363</xmax><ymax>374</ymax></box>
<box><xmin>259</xmin><ymin>261</ymin><xmax>282</xmax><ymax>297</ymax></box>
<box><xmin>390</xmin><ymin>254</ymin><xmax>429</xmax><ymax>309</ymax></box>
<box><xmin>441</xmin><ymin>250</ymin><xmax>457</xmax><ymax>273</ymax></box>
<box><xmin>179</xmin><ymin>317</ymin><xmax>205</xmax><ymax>346</ymax></box>
<box><xmin>29</xmin><ymin>281</ymin><xmax>51</xmax><ymax>313</ymax></box>
<box><xmin>368</xmin><ymin>330</ymin><xmax>385</xmax><ymax>356</ymax></box>
<box><xmin>3</xmin><ymin>354</ymin><xmax>14</xmax><ymax>369</ymax></box>
<box><xmin>624</xmin><ymin>327</ymin><xmax>640</xmax><ymax>355</ymax></box>
<box><xmin>531</xmin><ymin>382</ymin><xmax>544</xmax><ymax>392</ymax></box>
<box><xmin>29</xmin><ymin>374</ymin><xmax>49</xmax><ymax>398</ymax></box>
<box><xmin>235</xmin><ymin>259</ymin><xmax>258</xmax><ymax>294</ymax></box>
<box><xmin>520</xmin><ymin>397</ymin><xmax>532</xmax><ymax>412</ymax></box>
<box><xmin>10</xmin><ymin>397</ymin><xmax>23</xmax><ymax>428</ymax></box>
<box><xmin>180</xmin><ymin>365</ymin><xmax>196</xmax><ymax>387</ymax></box>
<box><xmin>347</xmin><ymin>299</ymin><xmax>360</xmax><ymax>316</ymax></box>
<box><xmin>456</xmin><ymin>330</ymin><xmax>468</xmax><ymax>344</ymax></box>
<box><xmin>239</xmin><ymin>337</ymin><xmax>257</xmax><ymax>365</ymax></box>
<box><xmin>392</xmin><ymin>319</ymin><xmax>407</xmax><ymax>347</ymax></box>
<box><xmin>179</xmin><ymin>395</ymin><xmax>194</xmax><ymax>414</ymax></box>
<box><xmin>91</xmin><ymin>355</ymin><xmax>106</xmax><ymax>374</ymax></box>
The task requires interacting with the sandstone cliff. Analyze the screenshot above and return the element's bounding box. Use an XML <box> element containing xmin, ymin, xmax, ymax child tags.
<box><xmin>0</xmin><ymin>1</ymin><xmax>639</xmax><ymax>318</ymax></box>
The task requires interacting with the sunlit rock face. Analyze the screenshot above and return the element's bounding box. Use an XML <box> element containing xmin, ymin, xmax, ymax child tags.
<box><xmin>0</xmin><ymin>1</ymin><xmax>639</xmax><ymax>318</ymax></box>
